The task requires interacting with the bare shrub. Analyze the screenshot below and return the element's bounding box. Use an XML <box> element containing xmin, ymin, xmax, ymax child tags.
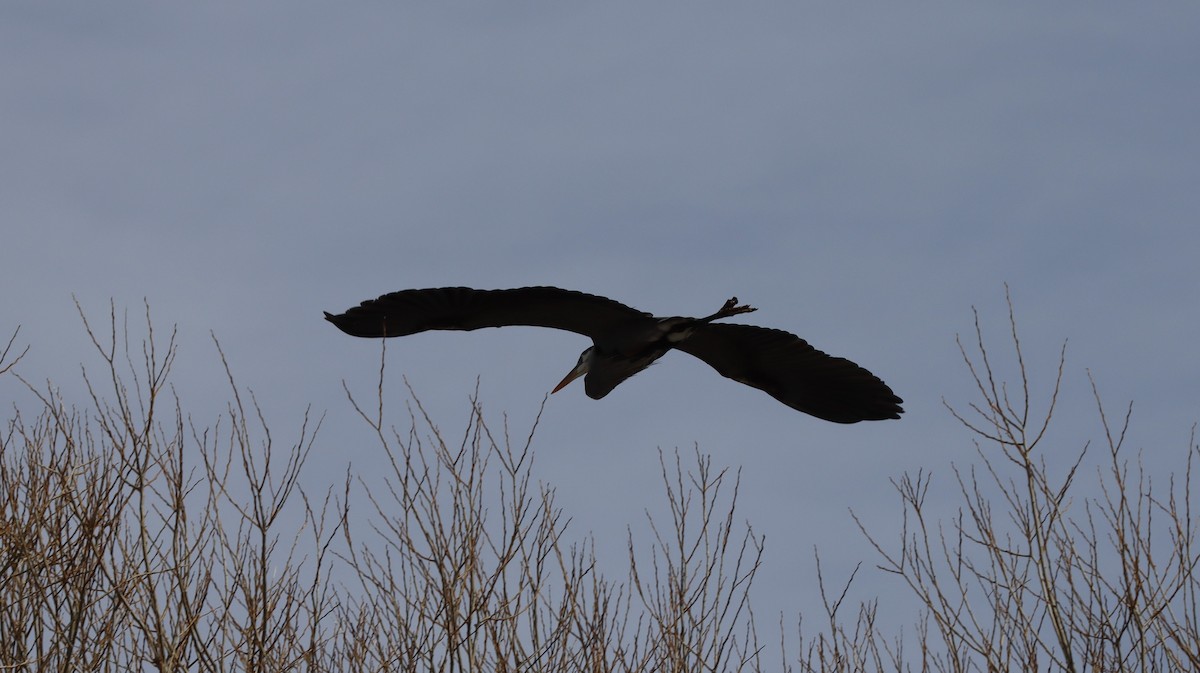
<box><xmin>5</xmin><ymin>293</ymin><xmax>1194</xmax><ymax>671</ymax></box>
<box><xmin>791</xmin><ymin>289</ymin><xmax>1200</xmax><ymax>672</ymax></box>
<box><xmin>329</xmin><ymin>343</ymin><xmax>765</xmax><ymax>671</ymax></box>
<box><xmin>0</xmin><ymin>304</ymin><xmax>764</xmax><ymax>671</ymax></box>
<box><xmin>1</xmin><ymin>304</ymin><xmax>335</xmax><ymax>671</ymax></box>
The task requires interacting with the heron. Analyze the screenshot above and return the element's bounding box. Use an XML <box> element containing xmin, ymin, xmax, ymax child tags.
<box><xmin>324</xmin><ymin>286</ymin><xmax>902</xmax><ymax>423</ymax></box>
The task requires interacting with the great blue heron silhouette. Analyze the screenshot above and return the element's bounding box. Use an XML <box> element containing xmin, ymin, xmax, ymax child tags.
<box><xmin>325</xmin><ymin>286</ymin><xmax>902</xmax><ymax>423</ymax></box>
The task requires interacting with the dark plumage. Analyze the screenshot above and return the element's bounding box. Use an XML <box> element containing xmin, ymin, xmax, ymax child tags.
<box><xmin>324</xmin><ymin>286</ymin><xmax>903</xmax><ymax>423</ymax></box>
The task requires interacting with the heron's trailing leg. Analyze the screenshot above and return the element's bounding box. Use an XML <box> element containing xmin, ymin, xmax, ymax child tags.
<box><xmin>702</xmin><ymin>297</ymin><xmax>757</xmax><ymax>323</ymax></box>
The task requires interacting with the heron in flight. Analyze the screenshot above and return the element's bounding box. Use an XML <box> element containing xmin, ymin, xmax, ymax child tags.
<box><xmin>324</xmin><ymin>286</ymin><xmax>902</xmax><ymax>423</ymax></box>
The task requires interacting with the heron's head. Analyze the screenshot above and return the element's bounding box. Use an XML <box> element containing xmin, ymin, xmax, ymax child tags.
<box><xmin>551</xmin><ymin>346</ymin><xmax>593</xmax><ymax>394</ymax></box>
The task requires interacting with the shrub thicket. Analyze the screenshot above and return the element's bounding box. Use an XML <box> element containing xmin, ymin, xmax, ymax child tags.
<box><xmin>1</xmin><ymin>297</ymin><xmax>1196</xmax><ymax>671</ymax></box>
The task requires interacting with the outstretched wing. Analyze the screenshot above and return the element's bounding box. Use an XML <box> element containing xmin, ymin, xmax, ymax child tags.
<box><xmin>324</xmin><ymin>286</ymin><xmax>650</xmax><ymax>340</ymax></box>
<box><xmin>675</xmin><ymin>323</ymin><xmax>903</xmax><ymax>423</ymax></box>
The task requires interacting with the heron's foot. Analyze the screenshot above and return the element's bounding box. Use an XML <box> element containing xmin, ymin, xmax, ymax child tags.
<box><xmin>711</xmin><ymin>297</ymin><xmax>757</xmax><ymax>320</ymax></box>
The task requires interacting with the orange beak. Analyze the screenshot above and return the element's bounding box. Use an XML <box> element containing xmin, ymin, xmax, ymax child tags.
<box><xmin>551</xmin><ymin>361</ymin><xmax>587</xmax><ymax>394</ymax></box>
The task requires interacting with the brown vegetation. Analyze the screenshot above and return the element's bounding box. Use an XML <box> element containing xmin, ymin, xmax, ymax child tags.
<box><xmin>1</xmin><ymin>295</ymin><xmax>1196</xmax><ymax>671</ymax></box>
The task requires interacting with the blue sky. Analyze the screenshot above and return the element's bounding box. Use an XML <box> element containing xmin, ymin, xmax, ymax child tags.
<box><xmin>3</xmin><ymin>1</ymin><xmax>1198</xmax><ymax>646</ymax></box>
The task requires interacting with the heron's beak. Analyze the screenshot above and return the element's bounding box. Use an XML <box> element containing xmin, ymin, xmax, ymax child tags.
<box><xmin>552</xmin><ymin>361</ymin><xmax>587</xmax><ymax>394</ymax></box>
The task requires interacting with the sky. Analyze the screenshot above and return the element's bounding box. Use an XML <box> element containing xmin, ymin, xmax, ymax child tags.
<box><xmin>3</xmin><ymin>0</ymin><xmax>1199</xmax><ymax>652</ymax></box>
